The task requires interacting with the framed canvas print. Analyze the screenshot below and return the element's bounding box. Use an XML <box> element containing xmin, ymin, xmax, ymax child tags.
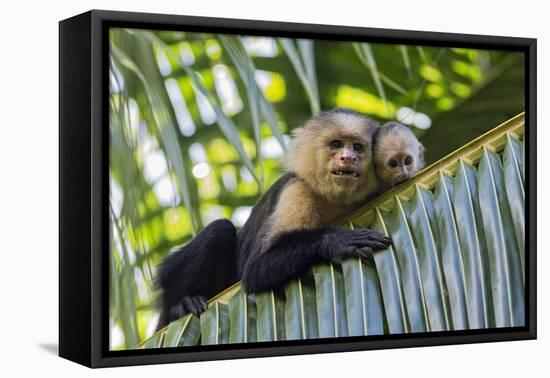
<box><xmin>59</xmin><ymin>9</ymin><xmax>536</xmax><ymax>368</ymax></box>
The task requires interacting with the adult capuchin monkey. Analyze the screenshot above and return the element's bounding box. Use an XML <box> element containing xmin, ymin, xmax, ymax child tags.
<box><xmin>156</xmin><ymin>109</ymin><xmax>392</xmax><ymax>329</ymax></box>
<box><xmin>372</xmin><ymin>121</ymin><xmax>425</xmax><ymax>193</ymax></box>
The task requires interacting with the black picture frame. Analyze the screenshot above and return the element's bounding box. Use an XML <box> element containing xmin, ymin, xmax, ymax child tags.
<box><xmin>59</xmin><ymin>9</ymin><xmax>537</xmax><ymax>368</ymax></box>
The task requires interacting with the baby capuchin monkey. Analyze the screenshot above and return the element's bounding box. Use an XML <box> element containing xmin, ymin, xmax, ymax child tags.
<box><xmin>155</xmin><ymin>109</ymin><xmax>392</xmax><ymax>330</ymax></box>
<box><xmin>372</xmin><ymin>121</ymin><xmax>425</xmax><ymax>193</ymax></box>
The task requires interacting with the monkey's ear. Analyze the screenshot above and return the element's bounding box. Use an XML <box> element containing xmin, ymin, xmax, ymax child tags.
<box><xmin>418</xmin><ymin>142</ymin><xmax>426</xmax><ymax>168</ymax></box>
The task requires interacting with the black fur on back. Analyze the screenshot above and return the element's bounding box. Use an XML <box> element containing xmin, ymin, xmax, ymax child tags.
<box><xmin>236</xmin><ymin>172</ymin><xmax>296</xmax><ymax>275</ymax></box>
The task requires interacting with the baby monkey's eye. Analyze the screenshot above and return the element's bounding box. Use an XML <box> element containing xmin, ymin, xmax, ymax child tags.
<box><xmin>353</xmin><ymin>143</ymin><xmax>364</xmax><ymax>152</ymax></box>
<box><xmin>388</xmin><ymin>159</ymin><xmax>398</xmax><ymax>168</ymax></box>
<box><xmin>329</xmin><ymin>140</ymin><xmax>343</xmax><ymax>149</ymax></box>
<box><xmin>404</xmin><ymin>156</ymin><xmax>413</xmax><ymax>166</ymax></box>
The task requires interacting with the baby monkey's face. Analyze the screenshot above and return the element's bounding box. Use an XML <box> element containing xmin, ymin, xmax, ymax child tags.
<box><xmin>373</xmin><ymin>122</ymin><xmax>425</xmax><ymax>188</ymax></box>
<box><xmin>379</xmin><ymin>151</ymin><xmax>419</xmax><ymax>186</ymax></box>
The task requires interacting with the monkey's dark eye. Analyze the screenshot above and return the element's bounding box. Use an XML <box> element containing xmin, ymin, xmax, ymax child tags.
<box><xmin>329</xmin><ymin>140</ymin><xmax>343</xmax><ymax>149</ymax></box>
<box><xmin>353</xmin><ymin>143</ymin><xmax>364</xmax><ymax>152</ymax></box>
<box><xmin>404</xmin><ymin>156</ymin><xmax>413</xmax><ymax>166</ymax></box>
<box><xmin>388</xmin><ymin>159</ymin><xmax>398</xmax><ymax>168</ymax></box>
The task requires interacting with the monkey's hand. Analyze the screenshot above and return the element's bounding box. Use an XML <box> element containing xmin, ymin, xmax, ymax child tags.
<box><xmin>346</xmin><ymin>228</ymin><xmax>392</xmax><ymax>250</ymax></box>
<box><xmin>169</xmin><ymin>295</ymin><xmax>208</xmax><ymax>321</ymax></box>
<box><xmin>325</xmin><ymin>228</ymin><xmax>392</xmax><ymax>261</ymax></box>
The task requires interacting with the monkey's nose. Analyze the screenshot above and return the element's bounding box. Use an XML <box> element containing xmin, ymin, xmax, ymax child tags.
<box><xmin>395</xmin><ymin>172</ymin><xmax>408</xmax><ymax>182</ymax></box>
<box><xmin>339</xmin><ymin>154</ymin><xmax>357</xmax><ymax>163</ymax></box>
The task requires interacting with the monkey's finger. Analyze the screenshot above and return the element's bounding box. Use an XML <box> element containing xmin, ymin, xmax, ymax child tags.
<box><xmin>189</xmin><ymin>296</ymin><xmax>208</xmax><ymax>315</ymax></box>
<box><xmin>355</xmin><ymin>248</ymin><xmax>371</xmax><ymax>259</ymax></box>
<box><xmin>340</xmin><ymin>247</ymin><xmax>365</xmax><ymax>260</ymax></box>
<box><xmin>169</xmin><ymin>304</ymin><xmax>185</xmax><ymax>320</ymax></box>
<box><xmin>351</xmin><ymin>234</ymin><xmax>392</xmax><ymax>246</ymax></box>
<box><xmin>196</xmin><ymin>296</ymin><xmax>208</xmax><ymax>314</ymax></box>
<box><xmin>367</xmin><ymin>232</ymin><xmax>392</xmax><ymax>241</ymax></box>
<box><xmin>350</xmin><ymin>239</ymin><xmax>389</xmax><ymax>250</ymax></box>
<box><xmin>367</xmin><ymin>238</ymin><xmax>393</xmax><ymax>249</ymax></box>
<box><xmin>348</xmin><ymin>238</ymin><xmax>378</xmax><ymax>247</ymax></box>
<box><xmin>382</xmin><ymin>237</ymin><xmax>393</xmax><ymax>246</ymax></box>
<box><xmin>369</xmin><ymin>241</ymin><xmax>392</xmax><ymax>250</ymax></box>
<box><xmin>181</xmin><ymin>297</ymin><xmax>195</xmax><ymax>314</ymax></box>
<box><xmin>182</xmin><ymin>297</ymin><xmax>200</xmax><ymax>316</ymax></box>
<box><xmin>190</xmin><ymin>297</ymin><xmax>203</xmax><ymax>315</ymax></box>
<box><xmin>368</xmin><ymin>234</ymin><xmax>393</xmax><ymax>246</ymax></box>
<box><xmin>355</xmin><ymin>229</ymin><xmax>391</xmax><ymax>242</ymax></box>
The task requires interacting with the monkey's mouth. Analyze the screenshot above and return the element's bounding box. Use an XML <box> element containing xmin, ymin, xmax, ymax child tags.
<box><xmin>332</xmin><ymin>169</ymin><xmax>360</xmax><ymax>178</ymax></box>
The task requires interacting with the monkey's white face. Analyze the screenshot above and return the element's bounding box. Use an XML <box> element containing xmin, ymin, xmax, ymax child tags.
<box><xmin>378</xmin><ymin>152</ymin><xmax>419</xmax><ymax>186</ymax></box>
<box><xmin>327</xmin><ymin>139</ymin><xmax>365</xmax><ymax>180</ymax></box>
<box><xmin>284</xmin><ymin>111</ymin><xmax>378</xmax><ymax>205</ymax></box>
<box><xmin>373</xmin><ymin>124</ymin><xmax>425</xmax><ymax>188</ymax></box>
<box><xmin>321</xmin><ymin>136</ymin><xmax>373</xmax><ymax>204</ymax></box>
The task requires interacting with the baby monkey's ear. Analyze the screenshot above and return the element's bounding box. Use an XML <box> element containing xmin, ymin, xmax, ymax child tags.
<box><xmin>418</xmin><ymin>142</ymin><xmax>426</xmax><ymax>169</ymax></box>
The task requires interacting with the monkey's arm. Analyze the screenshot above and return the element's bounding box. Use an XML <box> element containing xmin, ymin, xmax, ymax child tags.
<box><xmin>240</xmin><ymin>180</ymin><xmax>391</xmax><ymax>293</ymax></box>
<box><xmin>241</xmin><ymin>227</ymin><xmax>390</xmax><ymax>293</ymax></box>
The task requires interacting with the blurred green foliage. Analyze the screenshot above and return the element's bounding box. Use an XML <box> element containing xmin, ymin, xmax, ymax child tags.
<box><xmin>108</xmin><ymin>27</ymin><xmax>524</xmax><ymax>349</ymax></box>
